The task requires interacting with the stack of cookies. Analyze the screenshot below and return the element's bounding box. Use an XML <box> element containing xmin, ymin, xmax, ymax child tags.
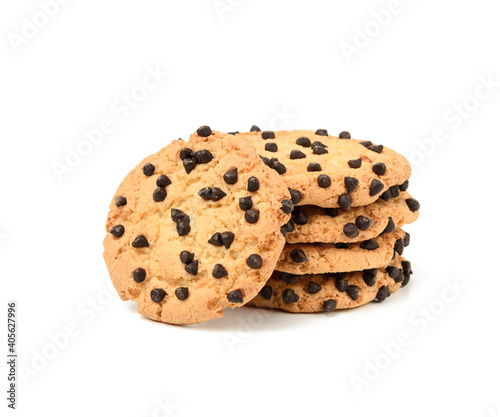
<box><xmin>103</xmin><ymin>126</ymin><xmax>419</xmax><ymax>325</ymax></box>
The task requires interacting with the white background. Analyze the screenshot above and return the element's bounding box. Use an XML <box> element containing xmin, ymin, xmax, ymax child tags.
<box><xmin>2</xmin><ymin>0</ymin><xmax>500</xmax><ymax>416</ymax></box>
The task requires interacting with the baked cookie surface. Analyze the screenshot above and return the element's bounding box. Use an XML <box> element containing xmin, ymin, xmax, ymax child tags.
<box><xmin>236</xmin><ymin>128</ymin><xmax>411</xmax><ymax>208</ymax></box>
<box><xmin>276</xmin><ymin>228</ymin><xmax>408</xmax><ymax>274</ymax></box>
<box><xmin>286</xmin><ymin>191</ymin><xmax>419</xmax><ymax>244</ymax></box>
<box><xmin>248</xmin><ymin>256</ymin><xmax>412</xmax><ymax>313</ymax></box>
<box><xmin>103</xmin><ymin>128</ymin><xmax>292</xmax><ymax>325</ymax></box>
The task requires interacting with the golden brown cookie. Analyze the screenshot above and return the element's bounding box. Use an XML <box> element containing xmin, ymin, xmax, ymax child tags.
<box><xmin>103</xmin><ymin>127</ymin><xmax>292</xmax><ymax>325</ymax></box>
<box><xmin>247</xmin><ymin>256</ymin><xmax>412</xmax><ymax>313</ymax></box>
<box><xmin>276</xmin><ymin>228</ymin><xmax>408</xmax><ymax>274</ymax></box>
<box><xmin>286</xmin><ymin>191</ymin><xmax>419</xmax><ymax>244</ymax></box>
<box><xmin>236</xmin><ymin>128</ymin><xmax>411</xmax><ymax>208</ymax></box>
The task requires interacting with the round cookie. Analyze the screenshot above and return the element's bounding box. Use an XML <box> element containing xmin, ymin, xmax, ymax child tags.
<box><xmin>276</xmin><ymin>228</ymin><xmax>408</xmax><ymax>274</ymax></box>
<box><xmin>247</xmin><ymin>256</ymin><xmax>412</xmax><ymax>313</ymax></box>
<box><xmin>287</xmin><ymin>191</ymin><xmax>419</xmax><ymax>244</ymax></box>
<box><xmin>236</xmin><ymin>128</ymin><xmax>411</xmax><ymax>208</ymax></box>
<box><xmin>103</xmin><ymin>127</ymin><xmax>292</xmax><ymax>325</ymax></box>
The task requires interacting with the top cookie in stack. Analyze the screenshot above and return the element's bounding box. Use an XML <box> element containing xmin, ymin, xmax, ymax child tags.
<box><xmin>237</xmin><ymin>128</ymin><xmax>420</xmax><ymax>313</ymax></box>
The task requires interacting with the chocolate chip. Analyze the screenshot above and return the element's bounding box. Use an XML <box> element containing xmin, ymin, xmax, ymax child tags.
<box><xmin>142</xmin><ymin>163</ymin><xmax>155</xmax><ymax>176</ymax></box>
<box><xmin>370</xmin><ymin>179</ymin><xmax>384</xmax><ymax>196</ymax></box>
<box><xmin>183</xmin><ymin>158</ymin><xmax>197</xmax><ymax>174</ymax></box>
<box><xmin>360</xmin><ymin>239</ymin><xmax>379</xmax><ymax>250</ymax></box>
<box><xmin>227</xmin><ymin>131</ymin><xmax>239</xmax><ymax>135</ymax></box>
<box><xmin>212</xmin><ymin>264</ymin><xmax>228</xmax><ymax>278</ymax></box>
<box><xmin>290</xmin><ymin>149</ymin><xmax>306</xmax><ymax>159</ymax></box>
<box><xmin>296</xmin><ymin>137</ymin><xmax>311</xmax><ymax>147</ymax></box>
<box><xmin>369</xmin><ymin>144</ymin><xmax>383</xmax><ymax>153</ymax></box>
<box><xmin>109</xmin><ymin>225</ymin><xmax>124</xmax><ymax>237</ymax></box>
<box><xmin>360</xmin><ymin>141</ymin><xmax>372</xmax><ymax>148</ymax></box>
<box><xmin>343</xmin><ymin>223</ymin><xmax>359</xmax><ymax>238</ymax></box>
<box><xmin>283</xmin><ymin>289</ymin><xmax>299</xmax><ymax>303</ymax></box>
<box><xmin>133</xmin><ymin>268</ymin><xmax>146</xmax><ymax>283</ymax></box>
<box><xmin>270</xmin><ymin>158</ymin><xmax>286</xmax><ymax>174</ymax></box>
<box><xmin>372</xmin><ymin>162</ymin><xmax>386</xmax><ymax>175</ymax></box>
<box><xmin>132</xmin><ymin>235</ymin><xmax>149</xmax><ymax>248</ymax></box>
<box><xmin>193</xmin><ymin>150</ymin><xmax>214</xmax><ymax>164</ymax></box>
<box><xmin>317</xmin><ymin>174</ymin><xmax>331</xmax><ymax>188</ymax></box>
<box><xmin>227</xmin><ymin>290</ymin><xmax>243</xmax><ymax>303</ymax></box>
<box><xmin>153</xmin><ymin>187</ymin><xmax>167</xmax><ymax>202</ymax></box>
<box><xmin>362</xmin><ymin>269</ymin><xmax>377</xmax><ymax>286</ymax></box>
<box><xmin>260</xmin><ymin>156</ymin><xmax>271</xmax><ymax>166</ymax></box>
<box><xmin>334</xmin><ymin>242</ymin><xmax>349</xmax><ymax>249</ymax></box>
<box><xmin>325</xmin><ymin>208</ymin><xmax>339</xmax><ymax>217</ymax></box>
<box><xmin>323</xmin><ymin>299</ymin><xmax>337</xmax><ymax>311</ymax></box>
<box><xmin>356</xmin><ymin>216</ymin><xmax>371</xmax><ymax>230</ymax></box>
<box><xmin>260</xmin><ymin>286</ymin><xmax>273</xmax><ymax>300</ymax></box>
<box><xmin>389</xmin><ymin>185</ymin><xmax>400</xmax><ymax>199</ymax></box>
<box><xmin>150</xmin><ymin>288</ymin><xmax>166</xmax><ymax>303</ymax></box>
<box><xmin>265</xmin><ymin>143</ymin><xmax>278</xmax><ymax>152</ymax></box>
<box><xmin>348</xmin><ymin>158</ymin><xmax>362</xmax><ymax>169</ymax></box>
<box><xmin>394</xmin><ymin>239</ymin><xmax>404</xmax><ymax>256</ymax></box>
<box><xmin>280</xmin><ymin>272</ymin><xmax>296</xmax><ymax>284</ymax></box>
<box><xmin>197</xmin><ymin>187</ymin><xmax>212</xmax><ymax>200</ymax></box>
<box><xmin>247</xmin><ymin>254</ymin><xmax>262</xmax><ymax>269</ymax></box>
<box><xmin>315</xmin><ymin>129</ymin><xmax>328</xmax><ymax>136</ymax></box>
<box><xmin>344</xmin><ymin>176</ymin><xmax>359</xmax><ymax>193</ymax></box>
<box><xmin>211</xmin><ymin>188</ymin><xmax>226</xmax><ymax>201</ymax></box>
<box><xmin>406</xmin><ymin>198</ymin><xmax>420</xmax><ymax>212</ymax></box>
<box><xmin>171</xmin><ymin>208</ymin><xmax>186</xmax><ymax>222</ymax></box>
<box><xmin>338</xmin><ymin>194</ymin><xmax>352</xmax><ymax>211</ymax></box>
<box><xmin>185</xmin><ymin>260</ymin><xmax>199</xmax><ymax>275</ymax></box>
<box><xmin>307</xmin><ymin>162</ymin><xmax>322</xmax><ymax>172</ymax></box>
<box><xmin>339</xmin><ymin>131</ymin><xmax>351</xmax><ymax>139</ymax></box>
<box><xmin>250</xmin><ymin>125</ymin><xmax>261</xmax><ymax>132</ymax></box>
<box><xmin>180</xmin><ymin>148</ymin><xmax>193</xmax><ymax>160</ymax></box>
<box><xmin>175</xmin><ymin>287</ymin><xmax>189</xmax><ymax>301</ymax></box>
<box><xmin>347</xmin><ymin>285</ymin><xmax>360</xmax><ymax>300</ymax></box>
<box><xmin>335</xmin><ymin>276</ymin><xmax>348</xmax><ymax>291</ymax></box>
<box><xmin>293</xmin><ymin>211</ymin><xmax>308</xmax><ymax>225</ymax></box>
<box><xmin>247</xmin><ymin>176</ymin><xmax>259</xmax><ymax>192</ymax></box>
<box><xmin>208</xmin><ymin>232</ymin><xmax>223</xmax><ymax>246</ymax></box>
<box><xmin>197</xmin><ymin>125</ymin><xmax>212</xmax><ymax>137</ymax></box>
<box><xmin>281</xmin><ymin>199</ymin><xmax>294</xmax><ymax>214</ymax></box>
<box><xmin>376</xmin><ymin>286</ymin><xmax>389</xmax><ymax>302</ymax></box>
<box><xmin>308</xmin><ymin>281</ymin><xmax>322</xmax><ymax>294</ymax></box>
<box><xmin>380</xmin><ymin>190</ymin><xmax>392</xmax><ymax>201</ymax></box>
<box><xmin>177</xmin><ymin>221</ymin><xmax>190</xmax><ymax>236</ymax></box>
<box><xmin>383</xmin><ymin>217</ymin><xmax>395</xmax><ymax>234</ymax></box>
<box><xmin>180</xmin><ymin>251</ymin><xmax>194</xmax><ymax>264</ymax></box>
<box><xmin>386</xmin><ymin>266</ymin><xmax>402</xmax><ymax>282</ymax></box>
<box><xmin>223</xmin><ymin>168</ymin><xmax>238</xmax><ymax>185</ymax></box>
<box><xmin>404</xmin><ymin>232</ymin><xmax>410</xmax><ymax>247</ymax></box>
<box><xmin>312</xmin><ymin>141</ymin><xmax>327</xmax><ymax>148</ymax></box>
<box><xmin>156</xmin><ymin>175</ymin><xmax>171</xmax><ymax>188</ymax></box>
<box><xmin>402</xmin><ymin>260</ymin><xmax>412</xmax><ymax>274</ymax></box>
<box><xmin>312</xmin><ymin>146</ymin><xmax>328</xmax><ymax>155</ymax></box>
<box><xmin>115</xmin><ymin>196</ymin><xmax>127</xmax><ymax>207</ymax></box>
<box><xmin>221</xmin><ymin>232</ymin><xmax>235</xmax><ymax>249</ymax></box>
<box><xmin>288</xmin><ymin>188</ymin><xmax>302</xmax><ymax>205</ymax></box>
<box><xmin>399</xmin><ymin>180</ymin><xmax>409</xmax><ymax>191</ymax></box>
<box><xmin>402</xmin><ymin>273</ymin><xmax>411</xmax><ymax>287</ymax></box>
<box><xmin>239</xmin><ymin>196</ymin><xmax>253</xmax><ymax>210</ymax></box>
<box><xmin>245</xmin><ymin>209</ymin><xmax>260</xmax><ymax>224</ymax></box>
<box><xmin>280</xmin><ymin>220</ymin><xmax>295</xmax><ymax>236</ymax></box>
<box><xmin>290</xmin><ymin>249</ymin><xmax>307</xmax><ymax>263</ymax></box>
<box><xmin>262</xmin><ymin>131</ymin><xmax>275</xmax><ymax>139</ymax></box>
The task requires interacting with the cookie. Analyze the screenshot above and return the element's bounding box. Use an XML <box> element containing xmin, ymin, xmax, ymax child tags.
<box><xmin>236</xmin><ymin>129</ymin><xmax>411</xmax><ymax>208</ymax></box>
<box><xmin>286</xmin><ymin>191</ymin><xmax>419</xmax><ymax>244</ymax></box>
<box><xmin>103</xmin><ymin>127</ymin><xmax>292</xmax><ymax>325</ymax></box>
<box><xmin>276</xmin><ymin>228</ymin><xmax>407</xmax><ymax>274</ymax></box>
<box><xmin>247</xmin><ymin>256</ymin><xmax>412</xmax><ymax>313</ymax></box>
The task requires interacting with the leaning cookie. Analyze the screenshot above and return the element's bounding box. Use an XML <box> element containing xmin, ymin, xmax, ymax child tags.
<box><xmin>276</xmin><ymin>228</ymin><xmax>408</xmax><ymax>275</ymax></box>
<box><xmin>286</xmin><ymin>191</ymin><xmax>419</xmax><ymax>244</ymax></box>
<box><xmin>103</xmin><ymin>127</ymin><xmax>292</xmax><ymax>325</ymax></box>
<box><xmin>247</xmin><ymin>256</ymin><xmax>412</xmax><ymax>313</ymax></box>
<box><xmin>236</xmin><ymin>128</ymin><xmax>411</xmax><ymax>208</ymax></box>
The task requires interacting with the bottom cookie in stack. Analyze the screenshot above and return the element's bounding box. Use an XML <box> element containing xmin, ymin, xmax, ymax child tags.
<box><xmin>247</xmin><ymin>255</ymin><xmax>412</xmax><ymax>313</ymax></box>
